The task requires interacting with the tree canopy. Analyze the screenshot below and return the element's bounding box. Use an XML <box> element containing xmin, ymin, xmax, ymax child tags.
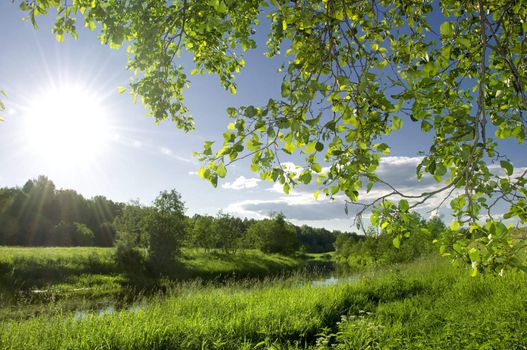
<box><xmin>14</xmin><ymin>0</ymin><xmax>527</xmax><ymax>273</ymax></box>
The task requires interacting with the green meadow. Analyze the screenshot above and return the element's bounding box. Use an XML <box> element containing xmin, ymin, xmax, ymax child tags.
<box><xmin>1</xmin><ymin>253</ymin><xmax>526</xmax><ymax>349</ymax></box>
<box><xmin>0</xmin><ymin>246</ymin><xmax>330</xmax><ymax>319</ymax></box>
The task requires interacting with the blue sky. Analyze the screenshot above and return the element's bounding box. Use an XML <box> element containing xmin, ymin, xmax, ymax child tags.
<box><xmin>0</xmin><ymin>3</ymin><xmax>524</xmax><ymax>231</ymax></box>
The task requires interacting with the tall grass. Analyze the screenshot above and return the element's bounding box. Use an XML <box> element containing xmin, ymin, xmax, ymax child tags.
<box><xmin>324</xmin><ymin>258</ymin><xmax>527</xmax><ymax>349</ymax></box>
<box><xmin>0</xmin><ymin>273</ymin><xmax>349</xmax><ymax>349</ymax></box>
<box><xmin>1</xmin><ymin>256</ymin><xmax>526</xmax><ymax>349</ymax></box>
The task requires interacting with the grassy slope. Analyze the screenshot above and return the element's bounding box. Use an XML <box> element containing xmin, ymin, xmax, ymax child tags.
<box><xmin>1</xmin><ymin>256</ymin><xmax>526</xmax><ymax>349</ymax></box>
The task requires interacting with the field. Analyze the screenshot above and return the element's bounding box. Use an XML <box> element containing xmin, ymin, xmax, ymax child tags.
<box><xmin>0</xmin><ymin>246</ymin><xmax>332</xmax><ymax>319</ymax></box>
<box><xmin>0</xmin><ymin>246</ymin><xmax>320</xmax><ymax>286</ymax></box>
<box><xmin>1</xmin><ymin>252</ymin><xmax>526</xmax><ymax>349</ymax></box>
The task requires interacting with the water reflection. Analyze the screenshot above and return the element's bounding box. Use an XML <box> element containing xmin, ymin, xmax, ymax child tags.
<box><xmin>311</xmin><ymin>274</ymin><xmax>358</xmax><ymax>287</ymax></box>
<box><xmin>73</xmin><ymin>303</ymin><xmax>144</xmax><ymax>321</ymax></box>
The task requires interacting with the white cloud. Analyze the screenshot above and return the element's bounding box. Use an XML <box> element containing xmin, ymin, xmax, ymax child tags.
<box><xmin>226</xmin><ymin>180</ymin><xmax>348</xmax><ymax>220</ymax></box>
<box><xmin>160</xmin><ymin>147</ymin><xmax>172</xmax><ymax>156</ymax></box>
<box><xmin>379</xmin><ymin>156</ymin><xmax>423</xmax><ymax>168</ymax></box>
<box><xmin>225</xmin><ymin>194</ymin><xmax>348</xmax><ymax>221</ymax></box>
<box><xmin>225</xmin><ymin>156</ymin><xmax>525</xmax><ymax>225</ymax></box>
<box><xmin>222</xmin><ymin>176</ymin><xmax>261</xmax><ymax>190</ymax></box>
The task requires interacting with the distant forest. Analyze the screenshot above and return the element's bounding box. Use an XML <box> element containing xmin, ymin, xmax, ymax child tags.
<box><xmin>0</xmin><ymin>176</ymin><xmax>356</xmax><ymax>252</ymax></box>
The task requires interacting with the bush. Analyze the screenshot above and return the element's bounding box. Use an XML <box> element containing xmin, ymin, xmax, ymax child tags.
<box><xmin>114</xmin><ymin>235</ymin><xmax>146</xmax><ymax>273</ymax></box>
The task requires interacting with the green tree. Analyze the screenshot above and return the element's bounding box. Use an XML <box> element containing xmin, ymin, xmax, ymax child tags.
<box><xmin>18</xmin><ymin>0</ymin><xmax>527</xmax><ymax>273</ymax></box>
<box><xmin>18</xmin><ymin>176</ymin><xmax>57</xmax><ymax>245</ymax></box>
<box><xmin>112</xmin><ymin>201</ymin><xmax>151</xmax><ymax>271</ymax></box>
<box><xmin>113</xmin><ymin>201</ymin><xmax>150</xmax><ymax>248</ymax></box>
<box><xmin>72</xmin><ymin>222</ymin><xmax>95</xmax><ymax>246</ymax></box>
<box><xmin>87</xmin><ymin>195</ymin><xmax>123</xmax><ymax>246</ymax></box>
<box><xmin>247</xmin><ymin>213</ymin><xmax>299</xmax><ymax>255</ymax></box>
<box><xmin>188</xmin><ymin>214</ymin><xmax>218</xmax><ymax>251</ymax></box>
<box><xmin>212</xmin><ymin>212</ymin><xmax>244</xmax><ymax>254</ymax></box>
<box><xmin>147</xmin><ymin>189</ymin><xmax>186</xmax><ymax>275</ymax></box>
<box><xmin>334</xmin><ymin>231</ymin><xmax>362</xmax><ymax>258</ymax></box>
<box><xmin>296</xmin><ymin>225</ymin><xmax>339</xmax><ymax>253</ymax></box>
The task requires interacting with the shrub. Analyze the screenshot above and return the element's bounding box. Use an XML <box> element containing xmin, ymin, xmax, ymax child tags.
<box><xmin>114</xmin><ymin>232</ymin><xmax>146</xmax><ymax>273</ymax></box>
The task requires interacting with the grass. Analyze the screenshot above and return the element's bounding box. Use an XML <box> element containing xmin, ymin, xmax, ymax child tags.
<box><xmin>0</xmin><ymin>269</ymin><xmax>352</xmax><ymax>349</ymax></box>
<box><xmin>178</xmin><ymin>248</ymin><xmax>308</xmax><ymax>278</ymax></box>
<box><xmin>0</xmin><ymin>255</ymin><xmax>526</xmax><ymax>349</ymax></box>
<box><xmin>329</xmin><ymin>258</ymin><xmax>527</xmax><ymax>349</ymax></box>
<box><xmin>0</xmin><ymin>246</ymin><xmax>323</xmax><ymax>312</ymax></box>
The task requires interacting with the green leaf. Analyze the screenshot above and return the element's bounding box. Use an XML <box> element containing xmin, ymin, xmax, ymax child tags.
<box><xmin>334</xmin><ymin>9</ymin><xmax>344</xmax><ymax>21</ymax></box>
<box><xmin>304</xmin><ymin>142</ymin><xmax>316</xmax><ymax>154</ymax></box>
<box><xmin>421</xmin><ymin>121</ymin><xmax>432</xmax><ymax>132</ymax></box>
<box><xmin>299</xmin><ymin>171</ymin><xmax>312</xmax><ymax>184</ymax></box>
<box><xmin>393</xmin><ymin>236</ymin><xmax>401</xmax><ymax>249</ymax></box>
<box><xmin>281</xmin><ymin>82</ymin><xmax>291</xmax><ymax>98</ymax></box>
<box><xmin>226</xmin><ymin>107</ymin><xmax>237</xmax><ymax>116</ymax></box>
<box><xmin>500</xmin><ymin>160</ymin><xmax>513</xmax><ymax>176</ymax></box>
<box><xmin>440</xmin><ymin>22</ymin><xmax>453</xmax><ymax>36</ymax></box>
<box><xmin>210</xmin><ymin>174</ymin><xmax>218</xmax><ymax>188</ymax></box>
<box><xmin>435</xmin><ymin>163</ymin><xmax>446</xmax><ymax>176</ymax></box>
<box><xmin>245</xmin><ymin>106</ymin><xmax>256</xmax><ymax>118</ymax></box>
<box><xmin>283</xmin><ymin>142</ymin><xmax>295</xmax><ymax>154</ymax></box>
<box><xmin>392</xmin><ymin>116</ymin><xmax>402</xmax><ymax>130</ymax></box>
<box><xmin>216</xmin><ymin>163</ymin><xmax>227</xmax><ymax>178</ymax></box>
<box><xmin>311</xmin><ymin>163</ymin><xmax>322</xmax><ymax>173</ymax></box>
<box><xmin>450</xmin><ymin>195</ymin><xmax>466</xmax><ymax>211</ymax></box>
<box><xmin>468</xmin><ymin>247</ymin><xmax>480</xmax><ymax>263</ymax></box>
<box><xmin>117</xmin><ymin>86</ymin><xmax>127</xmax><ymax>94</ymax></box>
<box><xmin>197</xmin><ymin>167</ymin><xmax>207</xmax><ymax>179</ymax></box>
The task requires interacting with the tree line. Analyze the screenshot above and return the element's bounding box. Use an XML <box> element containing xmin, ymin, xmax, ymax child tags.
<box><xmin>0</xmin><ymin>176</ymin><xmax>347</xmax><ymax>254</ymax></box>
<box><xmin>0</xmin><ymin>176</ymin><xmax>120</xmax><ymax>246</ymax></box>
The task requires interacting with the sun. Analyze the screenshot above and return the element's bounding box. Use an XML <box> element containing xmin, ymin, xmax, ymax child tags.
<box><xmin>25</xmin><ymin>83</ymin><xmax>110</xmax><ymax>167</ymax></box>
